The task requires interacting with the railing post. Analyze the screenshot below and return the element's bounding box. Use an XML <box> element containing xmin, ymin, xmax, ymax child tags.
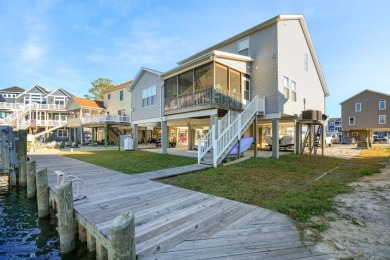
<box><xmin>36</xmin><ymin>168</ymin><xmax>49</xmax><ymax>218</ymax></box>
<box><xmin>197</xmin><ymin>139</ymin><xmax>201</xmax><ymax>164</ymax></box>
<box><xmin>56</xmin><ymin>180</ymin><xmax>75</xmax><ymax>254</ymax></box>
<box><xmin>110</xmin><ymin>211</ymin><xmax>136</xmax><ymax>260</ymax></box>
<box><xmin>26</xmin><ymin>160</ymin><xmax>37</xmax><ymax>198</ymax></box>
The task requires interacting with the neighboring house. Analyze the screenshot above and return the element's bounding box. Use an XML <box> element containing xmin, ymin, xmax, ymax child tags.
<box><xmin>103</xmin><ymin>80</ymin><xmax>132</xmax><ymax>117</ymax></box>
<box><xmin>341</xmin><ymin>89</ymin><xmax>390</xmax><ymax>143</ymax></box>
<box><xmin>158</xmin><ymin>14</ymin><xmax>328</xmax><ymax>165</ymax></box>
<box><xmin>128</xmin><ymin>68</ymin><xmax>163</xmax><ymax>148</ymax></box>
<box><xmin>0</xmin><ymin>86</ymin><xmax>25</xmax><ymax>120</ymax></box>
<box><xmin>0</xmin><ymin>85</ymin><xmax>72</xmax><ymax>140</ymax></box>
<box><xmin>326</xmin><ymin>117</ymin><xmax>342</xmax><ymax>141</ymax></box>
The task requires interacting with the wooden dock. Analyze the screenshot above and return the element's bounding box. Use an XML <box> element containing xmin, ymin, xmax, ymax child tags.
<box><xmin>33</xmin><ymin>154</ymin><xmax>327</xmax><ymax>259</ymax></box>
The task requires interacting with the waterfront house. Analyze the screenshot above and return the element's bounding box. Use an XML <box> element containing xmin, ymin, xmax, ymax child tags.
<box><xmin>158</xmin><ymin>14</ymin><xmax>328</xmax><ymax>166</ymax></box>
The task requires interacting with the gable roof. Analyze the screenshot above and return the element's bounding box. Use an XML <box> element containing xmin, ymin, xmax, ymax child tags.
<box><xmin>103</xmin><ymin>80</ymin><xmax>133</xmax><ymax>94</ymax></box>
<box><xmin>71</xmin><ymin>97</ymin><xmax>105</xmax><ymax>109</ymax></box>
<box><xmin>47</xmin><ymin>88</ymin><xmax>74</xmax><ymax>98</ymax></box>
<box><xmin>15</xmin><ymin>85</ymin><xmax>50</xmax><ymax>98</ymax></box>
<box><xmin>177</xmin><ymin>14</ymin><xmax>329</xmax><ymax>96</ymax></box>
<box><xmin>128</xmin><ymin>68</ymin><xmax>162</xmax><ymax>92</ymax></box>
<box><xmin>340</xmin><ymin>89</ymin><xmax>390</xmax><ymax>104</ymax></box>
<box><xmin>0</xmin><ymin>86</ymin><xmax>25</xmax><ymax>93</ymax></box>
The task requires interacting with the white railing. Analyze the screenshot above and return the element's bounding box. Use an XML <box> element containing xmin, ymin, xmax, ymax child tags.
<box><xmin>3</xmin><ymin>104</ymin><xmax>32</xmax><ymax>124</ymax></box>
<box><xmin>32</xmin><ymin>119</ymin><xmax>67</xmax><ymax>127</ymax></box>
<box><xmin>33</xmin><ymin>104</ymin><xmax>66</xmax><ymax>110</ymax></box>
<box><xmin>218</xmin><ymin>111</ymin><xmax>231</xmax><ymax>136</ymax></box>
<box><xmin>213</xmin><ymin>96</ymin><xmax>260</xmax><ymax>166</ymax></box>
<box><xmin>197</xmin><ymin>128</ymin><xmax>215</xmax><ymax>164</ymax></box>
<box><xmin>0</xmin><ymin>102</ymin><xmax>23</xmax><ymax>110</ymax></box>
<box><xmin>81</xmin><ymin>115</ymin><xmax>131</xmax><ymax>124</ymax></box>
<box><xmin>15</xmin><ymin>120</ymin><xmax>31</xmax><ymax>130</ymax></box>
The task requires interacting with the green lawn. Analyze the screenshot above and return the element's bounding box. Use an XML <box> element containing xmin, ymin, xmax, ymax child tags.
<box><xmin>63</xmin><ymin>150</ymin><xmax>197</xmax><ymax>174</ymax></box>
<box><xmin>158</xmin><ymin>147</ymin><xmax>390</xmax><ymax>223</ymax></box>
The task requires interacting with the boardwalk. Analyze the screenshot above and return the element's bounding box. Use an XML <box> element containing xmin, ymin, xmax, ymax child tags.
<box><xmin>32</xmin><ymin>154</ymin><xmax>327</xmax><ymax>259</ymax></box>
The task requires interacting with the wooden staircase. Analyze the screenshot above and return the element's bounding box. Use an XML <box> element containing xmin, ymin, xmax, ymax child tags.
<box><xmin>198</xmin><ymin>96</ymin><xmax>263</xmax><ymax>167</ymax></box>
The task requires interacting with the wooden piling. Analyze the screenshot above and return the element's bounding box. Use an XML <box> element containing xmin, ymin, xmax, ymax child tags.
<box><xmin>19</xmin><ymin>155</ymin><xmax>27</xmax><ymax>186</ymax></box>
<box><xmin>78</xmin><ymin>224</ymin><xmax>87</xmax><ymax>242</ymax></box>
<box><xmin>96</xmin><ymin>240</ymin><xmax>108</xmax><ymax>260</ymax></box>
<box><xmin>26</xmin><ymin>160</ymin><xmax>36</xmax><ymax>199</ymax></box>
<box><xmin>9</xmin><ymin>169</ymin><xmax>17</xmax><ymax>186</ymax></box>
<box><xmin>110</xmin><ymin>211</ymin><xmax>136</xmax><ymax>260</ymax></box>
<box><xmin>36</xmin><ymin>168</ymin><xmax>49</xmax><ymax>218</ymax></box>
<box><xmin>56</xmin><ymin>180</ymin><xmax>75</xmax><ymax>254</ymax></box>
<box><xmin>87</xmin><ymin>232</ymin><xmax>96</xmax><ymax>252</ymax></box>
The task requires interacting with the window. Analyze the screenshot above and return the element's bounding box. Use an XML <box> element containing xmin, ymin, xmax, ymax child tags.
<box><xmin>142</xmin><ymin>85</ymin><xmax>156</xmax><ymax>107</ymax></box>
<box><xmin>230</xmin><ymin>69</ymin><xmax>241</xmax><ymax>94</ymax></box>
<box><xmin>379</xmin><ymin>115</ymin><xmax>386</xmax><ymax>124</ymax></box>
<box><xmin>178</xmin><ymin>70</ymin><xmax>193</xmax><ymax>95</ymax></box>
<box><xmin>243</xmin><ymin>77</ymin><xmax>250</xmax><ymax>101</ymax></box>
<box><xmin>283</xmin><ymin>76</ymin><xmax>289</xmax><ymax>99</ymax></box>
<box><xmin>355</xmin><ymin>101</ymin><xmax>361</xmax><ymax>112</ymax></box>
<box><xmin>379</xmin><ymin>99</ymin><xmax>386</xmax><ymax>110</ymax></box>
<box><xmin>108</xmin><ymin>93</ymin><xmax>111</xmax><ymax>100</ymax></box>
<box><xmin>165</xmin><ymin>77</ymin><xmax>178</xmax><ymax>99</ymax></box>
<box><xmin>54</xmin><ymin>96</ymin><xmax>66</xmax><ymax>105</ymax></box>
<box><xmin>57</xmin><ymin>129</ymin><xmax>68</xmax><ymax>138</ymax></box>
<box><xmin>118</xmin><ymin>109</ymin><xmax>126</xmax><ymax>115</ymax></box>
<box><xmin>352</xmin><ymin>132</ymin><xmax>358</xmax><ymax>136</ymax></box>
<box><xmin>349</xmin><ymin>117</ymin><xmax>355</xmax><ymax>125</ymax></box>
<box><xmin>304</xmin><ymin>53</ymin><xmax>309</xmax><ymax>71</ymax></box>
<box><xmin>238</xmin><ymin>38</ymin><xmax>249</xmax><ymax>56</ymax></box>
<box><xmin>291</xmin><ymin>81</ymin><xmax>297</xmax><ymax>101</ymax></box>
<box><xmin>119</xmin><ymin>90</ymin><xmax>123</xmax><ymax>101</ymax></box>
<box><xmin>329</xmin><ymin>121</ymin><xmax>335</xmax><ymax>126</ymax></box>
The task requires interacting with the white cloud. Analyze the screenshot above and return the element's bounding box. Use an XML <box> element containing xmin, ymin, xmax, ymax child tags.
<box><xmin>21</xmin><ymin>43</ymin><xmax>45</xmax><ymax>62</ymax></box>
<box><xmin>87</xmin><ymin>54</ymin><xmax>105</xmax><ymax>63</ymax></box>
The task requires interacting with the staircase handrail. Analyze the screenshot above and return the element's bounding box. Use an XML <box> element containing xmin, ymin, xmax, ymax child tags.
<box><xmin>218</xmin><ymin>111</ymin><xmax>231</xmax><ymax>136</ymax></box>
<box><xmin>197</xmin><ymin>128</ymin><xmax>215</xmax><ymax>164</ymax></box>
<box><xmin>3</xmin><ymin>104</ymin><xmax>32</xmax><ymax>124</ymax></box>
<box><xmin>213</xmin><ymin>96</ymin><xmax>259</xmax><ymax>167</ymax></box>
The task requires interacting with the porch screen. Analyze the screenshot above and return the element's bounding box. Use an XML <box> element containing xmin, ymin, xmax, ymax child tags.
<box><xmin>195</xmin><ymin>62</ymin><xmax>213</xmax><ymax>90</ymax></box>
<box><xmin>215</xmin><ymin>64</ymin><xmax>228</xmax><ymax>90</ymax></box>
<box><xmin>178</xmin><ymin>70</ymin><xmax>193</xmax><ymax>96</ymax></box>
<box><xmin>165</xmin><ymin>77</ymin><xmax>178</xmax><ymax>99</ymax></box>
<box><xmin>229</xmin><ymin>69</ymin><xmax>240</xmax><ymax>94</ymax></box>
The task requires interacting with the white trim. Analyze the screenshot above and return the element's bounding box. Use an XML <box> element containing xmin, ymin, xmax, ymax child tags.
<box><xmin>165</xmin><ymin>109</ymin><xmax>218</xmax><ymax>121</ymax></box>
<box><xmin>261</xmin><ymin>112</ymin><xmax>282</xmax><ymax>119</ymax></box>
<box><xmin>128</xmin><ymin>67</ymin><xmax>163</xmax><ymax>92</ymax></box>
<box><xmin>349</xmin><ymin>117</ymin><xmax>355</xmax><ymax>125</ymax></box>
<box><xmin>379</xmin><ymin>99</ymin><xmax>386</xmax><ymax>110</ymax></box>
<box><xmin>132</xmin><ymin>117</ymin><xmax>161</xmax><ymax>125</ymax></box>
<box><xmin>355</xmin><ymin>101</ymin><xmax>361</xmax><ymax>112</ymax></box>
<box><xmin>340</xmin><ymin>89</ymin><xmax>390</xmax><ymax>104</ymax></box>
<box><xmin>379</xmin><ymin>115</ymin><xmax>386</xmax><ymax>124</ymax></box>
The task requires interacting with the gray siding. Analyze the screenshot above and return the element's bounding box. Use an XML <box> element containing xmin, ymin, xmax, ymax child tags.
<box><xmin>218</xmin><ymin>24</ymin><xmax>279</xmax><ymax>114</ymax></box>
<box><xmin>131</xmin><ymin>71</ymin><xmax>163</xmax><ymax>122</ymax></box>
<box><xmin>47</xmin><ymin>89</ymin><xmax>72</xmax><ymax>104</ymax></box>
<box><xmin>15</xmin><ymin>86</ymin><xmax>47</xmax><ymax>103</ymax></box>
<box><xmin>341</xmin><ymin>91</ymin><xmax>390</xmax><ymax>131</ymax></box>
<box><xmin>277</xmin><ymin>20</ymin><xmax>325</xmax><ymax>116</ymax></box>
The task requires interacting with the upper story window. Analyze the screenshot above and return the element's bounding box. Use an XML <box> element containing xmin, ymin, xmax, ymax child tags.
<box><xmin>328</xmin><ymin>121</ymin><xmax>335</xmax><ymax>126</ymax></box>
<box><xmin>108</xmin><ymin>93</ymin><xmax>111</xmax><ymax>100</ymax></box>
<box><xmin>335</xmin><ymin>120</ymin><xmax>341</xmax><ymax>126</ymax></box>
<box><xmin>142</xmin><ymin>85</ymin><xmax>156</xmax><ymax>107</ymax></box>
<box><xmin>349</xmin><ymin>117</ymin><xmax>355</xmax><ymax>125</ymax></box>
<box><xmin>379</xmin><ymin>115</ymin><xmax>386</xmax><ymax>124</ymax></box>
<box><xmin>355</xmin><ymin>101</ymin><xmax>361</xmax><ymax>112</ymax></box>
<box><xmin>304</xmin><ymin>53</ymin><xmax>309</xmax><ymax>71</ymax></box>
<box><xmin>119</xmin><ymin>90</ymin><xmax>123</xmax><ymax>101</ymax></box>
<box><xmin>54</xmin><ymin>96</ymin><xmax>66</xmax><ymax>105</ymax></box>
<box><xmin>379</xmin><ymin>99</ymin><xmax>386</xmax><ymax>110</ymax></box>
<box><xmin>291</xmin><ymin>80</ymin><xmax>297</xmax><ymax>102</ymax></box>
<box><xmin>283</xmin><ymin>76</ymin><xmax>289</xmax><ymax>99</ymax></box>
<box><xmin>238</xmin><ymin>38</ymin><xmax>249</xmax><ymax>56</ymax></box>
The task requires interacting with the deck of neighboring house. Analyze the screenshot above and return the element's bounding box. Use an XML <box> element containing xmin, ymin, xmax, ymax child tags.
<box><xmin>32</xmin><ymin>154</ymin><xmax>327</xmax><ymax>259</ymax></box>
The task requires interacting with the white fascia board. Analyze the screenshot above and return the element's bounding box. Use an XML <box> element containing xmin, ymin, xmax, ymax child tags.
<box><xmin>128</xmin><ymin>67</ymin><xmax>162</xmax><ymax>92</ymax></box>
<box><xmin>132</xmin><ymin>117</ymin><xmax>161</xmax><ymax>125</ymax></box>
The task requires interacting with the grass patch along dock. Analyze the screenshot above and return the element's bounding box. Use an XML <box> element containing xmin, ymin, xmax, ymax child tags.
<box><xmin>32</xmin><ymin>153</ymin><xmax>326</xmax><ymax>259</ymax></box>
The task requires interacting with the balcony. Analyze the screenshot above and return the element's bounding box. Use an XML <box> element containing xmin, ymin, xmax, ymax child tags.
<box><xmin>30</xmin><ymin>119</ymin><xmax>67</xmax><ymax>127</ymax></box>
<box><xmin>164</xmin><ymin>86</ymin><xmax>242</xmax><ymax>114</ymax></box>
<box><xmin>81</xmin><ymin>114</ymin><xmax>131</xmax><ymax>126</ymax></box>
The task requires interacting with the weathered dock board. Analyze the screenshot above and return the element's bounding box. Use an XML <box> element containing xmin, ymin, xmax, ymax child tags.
<box><xmin>32</xmin><ymin>154</ymin><xmax>327</xmax><ymax>259</ymax></box>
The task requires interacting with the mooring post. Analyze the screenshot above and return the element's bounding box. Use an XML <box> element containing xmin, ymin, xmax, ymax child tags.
<box><xmin>19</xmin><ymin>155</ymin><xmax>27</xmax><ymax>186</ymax></box>
<box><xmin>1</xmin><ymin>140</ymin><xmax>10</xmax><ymax>174</ymax></box>
<box><xmin>96</xmin><ymin>240</ymin><xmax>108</xmax><ymax>260</ymax></box>
<box><xmin>87</xmin><ymin>232</ymin><xmax>96</xmax><ymax>252</ymax></box>
<box><xmin>109</xmin><ymin>211</ymin><xmax>136</xmax><ymax>260</ymax></box>
<box><xmin>78</xmin><ymin>224</ymin><xmax>87</xmax><ymax>242</ymax></box>
<box><xmin>36</xmin><ymin>168</ymin><xmax>49</xmax><ymax>218</ymax></box>
<box><xmin>10</xmin><ymin>169</ymin><xmax>17</xmax><ymax>186</ymax></box>
<box><xmin>26</xmin><ymin>160</ymin><xmax>37</xmax><ymax>199</ymax></box>
<box><xmin>56</xmin><ymin>180</ymin><xmax>75</xmax><ymax>254</ymax></box>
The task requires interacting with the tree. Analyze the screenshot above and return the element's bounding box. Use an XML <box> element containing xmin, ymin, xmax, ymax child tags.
<box><xmin>84</xmin><ymin>78</ymin><xmax>114</xmax><ymax>100</ymax></box>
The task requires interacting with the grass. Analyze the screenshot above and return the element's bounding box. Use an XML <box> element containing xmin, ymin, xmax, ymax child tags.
<box><xmin>158</xmin><ymin>147</ymin><xmax>390</xmax><ymax>223</ymax></box>
<box><xmin>63</xmin><ymin>150</ymin><xmax>197</xmax><ymax>174</ymax></box>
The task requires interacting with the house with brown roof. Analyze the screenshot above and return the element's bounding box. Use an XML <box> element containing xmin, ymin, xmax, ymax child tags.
<box><xmin>341</xmin><ymin>89</ymin><xmax>390</xmax><ymax>144</ymax></box>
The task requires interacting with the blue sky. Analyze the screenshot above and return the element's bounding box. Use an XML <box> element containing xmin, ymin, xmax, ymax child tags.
<box><xmin>1</xmin><ymin>0</ymin><xmax>389</xmax><ymax>118</ymax></box>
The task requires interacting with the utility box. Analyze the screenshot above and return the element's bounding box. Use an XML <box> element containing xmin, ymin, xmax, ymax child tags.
<box><xmin>124</xmin><ymin>137</ymin><xmax>134</xmax><ymax>151</ymax></box>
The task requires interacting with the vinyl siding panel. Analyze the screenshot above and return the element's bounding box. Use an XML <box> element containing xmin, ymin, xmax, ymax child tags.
<box><xmin>278</xmin><ymin>20</ymin><xmax>325</xmax><ymax>116</ymax></box>
<box><xmin>131</xmin><ymin>71</ymin><xmax>163</xmax><ymax>122</ymax></box>
<box><xmin>103</xmin><ymin>88</ymin><xmax>131</xmax><ymax>116</ymax></box>
<box><xmin>218</xmin><ymin>25</ymin><xmax>278</xmax><ymax>114</ymax></box>
<box><xmin>341</xmin><ymin>91</ymin><xmax>390</xmax><ymax>131</ymax></box>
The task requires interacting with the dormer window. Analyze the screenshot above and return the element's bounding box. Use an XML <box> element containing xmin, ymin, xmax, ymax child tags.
<box><xmin>238</xmin><ymin>38</ymin><xmax>249</xmax><ymax>56</ymax></box>
<box><xmin>379</xmin><ymin>99</ymin><xmax>386</xmax><ymax>110</ymax></box>
<box><xmin>355</xmin><ymin>101</ymin><xmax>361</xmax><ymax>112</ymax></box>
